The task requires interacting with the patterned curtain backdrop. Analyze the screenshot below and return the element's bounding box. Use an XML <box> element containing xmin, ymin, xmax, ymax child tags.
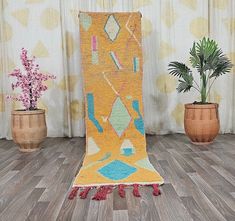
<box><xmin>0</xmin><ymin>0</ymin><xmax>234</xmax><ymax>138</ymax></box>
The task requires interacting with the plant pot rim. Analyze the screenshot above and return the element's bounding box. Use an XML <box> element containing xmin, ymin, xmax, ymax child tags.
<box><xmin>185</xmin><ymin>103</ymin><xmax>219</xmax><ymax>109</ymax></box>
<box><xmin>11</xmin><ymin>109</ymin><xmax>45</xmax><ymax>115</ymax></box>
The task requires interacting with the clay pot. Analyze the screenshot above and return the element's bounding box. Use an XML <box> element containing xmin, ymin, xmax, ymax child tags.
<box><xmin>184</xmin><ymin>103</ymin><xmax>220</xmax><ymax>145</ymax></box>
<box><xmin>11</xmin><ymin>109</ymin><xmax>47</xmax><ymax>152</ymax></box>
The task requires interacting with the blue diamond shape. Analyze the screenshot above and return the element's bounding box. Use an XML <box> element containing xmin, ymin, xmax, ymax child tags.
<box><xmin>98</xmin><ymin>160</ymin><xmax>137</xmax><ymax>180</ymax></box>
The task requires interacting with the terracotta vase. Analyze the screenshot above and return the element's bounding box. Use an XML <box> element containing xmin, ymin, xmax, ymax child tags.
<box><xmin>11</xmin><ymin>109</ymin><xmax>47</xmax><ymax>152</ymax></box>
<box><xmin>184</xmin><ymin>103</ymin><xmax>220</xmax><ymax>145</ymax></box>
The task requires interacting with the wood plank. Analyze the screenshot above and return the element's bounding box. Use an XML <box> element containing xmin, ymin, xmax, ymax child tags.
<box><xmin>193</xmin><ymin>157</ymin><xmax>235</xmax><ymax>192</ymax></box>
<box><xmin>86</xmin><ymin>196</ymin><xmax>100</xmax><ymax>221</ymax></box>
<box><xmin>188</xmin><ymin>173</ymin><xmax>235</xmax><ymax>220</ymax></box>
<box><xmin>113</xmin><ymin>188</ymin><xmax>128</xmax><ymax>210</ymax></box>
<box><xmin>0</xmin><ymin>135</ymin><xmax>234</xmax><ymax>221</ymax></box>
<box><xmin>56</xmin><ymin>195</ymin><xmax>77</xmax><ymax>221</ymax></box>
<box><xmin>26</xmin><ymin>201</ymin><xmax>49</xmax><ymax>221</ymax></box>
<box><xmin>97</xmin><ymin>193</ymin><xmax>113</xmax><ymax>221</ymax></box>
<box><xmin>0</xmin><ymin>176</ymin><xmax>42</xmax><ymax>220</ymax></box>
<box><xmin>40</xmin><ymin>183</ymin><xmax>68</xmax><ymax>220</ymax></box>
<box><xmin>139</xmin><ymin>187</ymin><xmax>161</xmax><ymax>221</ymax></box>
<box><xmin>126</xmin><ymin>188</ymin><xmax>141</xmax><ymax>221</ymax></box>
<box><xmin>113</xmin><ymin>210</ymin><xmax>129</xmax><ymax>221</ymax></box>
<box><xmin>71</xmin><ymin>190</ymin><xmax>91</xmax><ymax>221</ymax></box>
<box><xmin>0</xmin><ymin>170</ymin><xmax>18</xmax><ymax>186</ymax></box>
<box><xmin>182</xmin><ymin>175</ymin><xmax>228</xmax><ymax>221</ymax></box>
<box><xmin>167</xmin><ymin>149</ymin><xmax>196</xmax><ymax>173</ymax></box>
<box><xmin>154</xmin><ymin>184</ymin><xmax>193</xmax><ymax>221</ymax></box>
<box><xmin>181</xmin><ymin>196</ymin><xmax>210</xmax><ymax>221</ymax></box>
<box><xmin>12</xmin><ymin>188</ymin><xmax>45</xmax><ymax>221</ymax></box>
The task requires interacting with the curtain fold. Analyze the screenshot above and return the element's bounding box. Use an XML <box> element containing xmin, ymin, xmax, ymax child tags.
<box><xmin>0</xmin><ymin>0</ymin><xmax>234</xmax><ymax>138</ymax></box>
<box><xmin>209</xmin><ymin>0</ymin><xmax>235</xmax><ymax>132</ymax></box>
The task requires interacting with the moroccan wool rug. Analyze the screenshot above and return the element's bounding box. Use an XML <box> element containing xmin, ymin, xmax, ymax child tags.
<box><xmin>69</xmin><ymin>12</ymin><xmax>164</xmax><ymax>200</ymax></box>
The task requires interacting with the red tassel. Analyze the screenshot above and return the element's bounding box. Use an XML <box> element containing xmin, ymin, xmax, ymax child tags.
<box><xmin>152</xmin><ymin>184</ymin><xmax>161</xmax><ymax>196</ymax></box>
<box><xmin>92</xmin><ymin>186</ymin><xmax>113</xmax><ymax>200</ymax></box>
<box><xmin>118</xmin><ymin>184</ymin><xmax>126</xmax><ymax>198</ymax></box>
<box><xmin>133</xmin><ymin>184</ymin><xmax>141</xmax><ymax>197</ymax></box>
<box><xmin>79</xmin><ymin>187</ymin><xmax>92</xmax><ymax>199</ymax></box>
<box><xmin>68</xmin><ymin>186</ymin><xmax>79</xmax><ymax>200</ymax></box>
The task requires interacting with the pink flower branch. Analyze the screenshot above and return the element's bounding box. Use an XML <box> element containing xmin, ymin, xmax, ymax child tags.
<box><xmin>8</xmin><ymin>48</ymin><xmax>56</xmax><ymax>110</ymax></box>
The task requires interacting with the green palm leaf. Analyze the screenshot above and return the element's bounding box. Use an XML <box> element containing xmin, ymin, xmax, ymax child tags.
<box><xmin>168</xmin><ymin>62</ymin><xmax>194</xmax><ymax>93</ymax></box>
<box><xmin>176</xmin><ymin>73</ymin><xmax>194</xmax><ymax>93</ymax></box>
<box><xmin>210</xmin><ymin>56</ymin><xmax>233</xmax><ymax>78</ymax></box>
<box><xmin>168</xmin><ymin>62</ymin><xmax>191</xmax><ymax>77</ymax></box>
<box><xmin>168</xmin><ymin>37</ymin><xmax>233</xmax><ymax>103</ymax></box>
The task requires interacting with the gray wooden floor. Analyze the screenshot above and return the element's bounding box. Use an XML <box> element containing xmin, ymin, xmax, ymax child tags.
<box><xmin>0</xmin><ymin>134</ymin><xmax>235</xmax><ymax>221</ymax></box>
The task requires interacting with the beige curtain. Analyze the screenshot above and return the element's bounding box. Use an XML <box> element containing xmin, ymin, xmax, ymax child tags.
<box><xmin>0</xmin><ymin>0</ymin><xmax>234</xmax><ymax>138</ymax></box>
<box><xmin>209</xmin><ymin>0</ymin><xmax>235</xmax><ymax>132</ymax></box>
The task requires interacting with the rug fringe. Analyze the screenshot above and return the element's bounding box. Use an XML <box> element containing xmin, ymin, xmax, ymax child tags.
<box><xmin>79</xmin><ymin>187</ymin><xmax>92</xmax><ymax>199</ymax></box>
<box><xmin>68</xmin><ymin>187</ymin><xmax>79</xmax><ymax>200</ymax></box>
<box><xmin>92</xmin><ymin>186</ymin><xmax>113</xmax><ymax>201</ymax></box>
<box><xmin>118</xmin><ymin>184</ymin><xmax>126</xmax><ymax>198</ymax></box>
<box><xmin>69</xmin><ymin>184</ymin><xmax>162</xmax><ymax>200</ymax></box>
<box><xmin>152</xmin><ymin>184</ymin><xmax>161</xmax><ymax>196</ymax></box>
<box><xmin>133</xmin><ymin>184</ymin><xmax>141</xmax><ymax>197</ymax></box>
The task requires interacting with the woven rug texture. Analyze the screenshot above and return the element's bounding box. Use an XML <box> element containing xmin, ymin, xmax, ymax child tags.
<box><xmin>70</xmin><ymin>12</ymin><xmax>164</xmax><ymax>199</ymax></box>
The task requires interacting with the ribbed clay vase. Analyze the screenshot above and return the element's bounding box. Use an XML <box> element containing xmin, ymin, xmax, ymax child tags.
<box><xmin>184</xmin><ymin>103</ymin><xmax>220</xmax><ymax>145</ymax></box>
<box><xmin>11</xmin><ymin>109</ymin><xmax>47</xmax><ymax>152</ymax></box>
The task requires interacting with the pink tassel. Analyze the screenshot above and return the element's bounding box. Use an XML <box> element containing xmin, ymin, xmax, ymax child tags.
<box><xmin>79</xmin><ymin>187</ymin><xmax>92</xmax><ymax>199</ymax></box>
<box><xmin>92</xmin><ymin>186</ymin><xmax>113</xmax><ymax>201</ymax></box>
<box><xmin>118</xmin><ymin>184</ymin><xmax>126</xmax><ymax>198</ymax></box>
<box><xmin>92</xmin><ymin>187</ymin><xmax>103</xmax><ymax>200</ymax></box>
<box><xmin>133</xmin><ymin>184</ymin><xmax>141</xmax><ymax>197</ymax></box>
<box><xmin>68</xmin><ymin>187</ymin><xmax>79</xmax><ymax>200</ymax></box>
<box><xmin>152</xmin><ymin>184</ymin><xmax>161</xmax><ymax>196</ymax></box>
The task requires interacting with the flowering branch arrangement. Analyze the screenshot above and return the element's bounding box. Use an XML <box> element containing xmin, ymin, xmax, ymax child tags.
<box><xmin>8</xmin><ymin>48</ymin><xmax>56</xmax><ymax>110</ymax></box>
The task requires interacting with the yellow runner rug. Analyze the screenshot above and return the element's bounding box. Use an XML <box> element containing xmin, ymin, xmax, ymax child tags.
<box><xmin>69</xmin><ymin>12</ymin><xmax>164</xmax><ymax>200</ymax></box>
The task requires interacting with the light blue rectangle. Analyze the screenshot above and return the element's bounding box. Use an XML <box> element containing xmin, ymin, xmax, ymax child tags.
<box><xmin>133</xmin><ymin>57</ymin><xmax>139</xmax><ymax>73</ymax></box>
<box><xmin>92</xmin><ymin>51</ymin><xmax>99</xmax><ymax>64</ymax></box>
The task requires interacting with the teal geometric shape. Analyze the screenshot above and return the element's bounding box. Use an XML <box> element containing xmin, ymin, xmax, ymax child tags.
<box><xmin>122</xmin><ymin>148</ymin><xmax>134</xmax><ymax>156</ymax></box>
<box><xmin>109</xmin><ymin>97</ymin><xmax>131</xmax><ymax>137</ymax></box>
<box><xmin>80</xmin><ymin>13</ymin><xmax>92</xmax><ymax>31</ymax></box>
<box><xmin>133</xmin><ymin>57</ymin><xmax>140</xmax><ymax>73</ymax></box>
<box><xmin>87</xmin><ymin>93</ymin><xmax>103</xmax><ymax>133</ymax></box>
<box><xmin>98</xmin><ymin>152</ymin><xmax>111</xmax><ymax>161</ymax></box>
<box><xmin>92</xmin><ymin>51</ymin><xmax>99</xmax><ymax>64</ymax></box>
<box><xmin>132</xmin><ymin>100</ymin><xmax>145</xmax><ymax>135</ymax></box>
<box><xmin>135</xmin><ymin>158</ymin><xmax>155</xmax><ymax>171</ymax></box>
<box><xmin>98</xmin><ymin>160</ymin><xmax>137</xmax><ymax>180</ymax></box>
<box><xmin>120</xmin><ymin>139</ymin><xmax>135</xmax><ymax>156</ymax></box>
<box><xmin>104</xmin><ymin>15</ymin><xmax>121</xmax><ymax>42</ymax></box>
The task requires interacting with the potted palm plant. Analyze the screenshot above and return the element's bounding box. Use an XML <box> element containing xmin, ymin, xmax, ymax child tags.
<box><xmin>8</xmin><ymin>48</ymin><xmax>56</xmax><ymax>152</ymax></box>
<box><xmin>168</xmin><ymin>37</ymin><xmax>233</xmax><ymax>145</ymax></box>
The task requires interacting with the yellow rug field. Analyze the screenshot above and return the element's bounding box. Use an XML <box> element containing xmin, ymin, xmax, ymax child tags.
<box><xmin>69</xmin><ymin>12</ymin><xmax>164</xmax><ymax>200</ymax></box>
